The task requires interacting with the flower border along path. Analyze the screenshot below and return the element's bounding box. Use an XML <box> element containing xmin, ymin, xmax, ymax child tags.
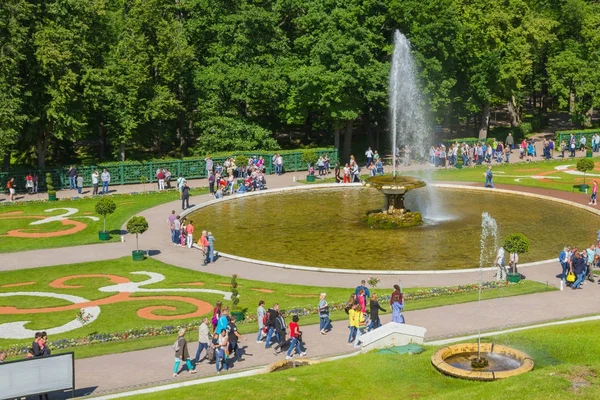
<box><xmin>0</xmin><ymin>279</ymin><xmax>514</xmax><ymax>357</ymax></box>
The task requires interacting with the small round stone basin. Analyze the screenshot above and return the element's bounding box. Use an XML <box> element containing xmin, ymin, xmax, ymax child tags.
<box><xmin>431</xmin><ymin>343</ymin><xmax>534</xmax><ymax>381</ymax></box>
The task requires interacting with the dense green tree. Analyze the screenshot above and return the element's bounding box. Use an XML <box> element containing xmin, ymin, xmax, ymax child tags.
<box><xmin>0</xmin><ymin>0</ymin><xmax>29</xmax><ymax>168</ymax></box>
<box><xmin>2</xmin><ymin>0</ymin><xmax>600</xmax><ymax>168</ymax></box>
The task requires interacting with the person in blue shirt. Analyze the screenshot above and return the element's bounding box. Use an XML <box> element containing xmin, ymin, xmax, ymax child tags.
<box><xmin>558</xmin><ymin>246</ymin><xmax>571</xmax><ymax>282</ymax></box>
<box><xmin>216</xmin><ymin>307</ymin><xmax>230</xmax><ymax>335</ymax></box>
<box><xmin>354</xmin><ymin>280</ymin><xmax>370</xmax><ymax>301</ymax></box>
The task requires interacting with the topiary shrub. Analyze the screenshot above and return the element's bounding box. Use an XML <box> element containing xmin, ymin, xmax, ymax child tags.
<box><xmin>503</xmin><ymin>233</ymin><xmax>530</xmax><ymax>255</ymax></box>
<box><xmin>235</xmin><ymin>155</ymin><xmax>249</xmax><ymax>168</ymax></box>
<box><xmin>46</xmin><ymin>173</ymin><xmax>55</xmax><ymax>196</ymax></box>
<box><xmin>231</xmin><ymin>274</ymin><xmax>240</xmax><ymax>310</ymax></box>
<box><xmin>95</xmin><ymin>197</ymin><xmax>117</xmax><ymax>233</ymax></box>
<box><xmin>577</xmin><ymin>158</ymin><xmax>595</xmax><ymax>186</ymax></box>
<box><xmin>301</xmin><ymin>150</ymin><xmax>318</xmax><ymax>170</ymax></box>
<box><xmin>126</xmin><ymin>216</ymin><xmax>149</xmax><ymax>251</ymax></box>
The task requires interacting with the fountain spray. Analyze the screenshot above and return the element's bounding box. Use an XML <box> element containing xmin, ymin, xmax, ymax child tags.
<box><xmin>476</xmin><ymin>212</ymin><xmax>499</xmax><ymax>365</ymax></box>
<box><xmin>389</xmin><ymin>30</ymin><xmax>429</xmax><ymax>177</ymax></box>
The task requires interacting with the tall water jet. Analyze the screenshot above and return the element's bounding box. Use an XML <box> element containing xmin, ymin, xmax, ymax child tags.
<box><xmin>474</xmin><ymin>212</ymin><xmax>499</xmax><ymax>367</ymax></box>
<box><xmin>364</xmin><ymin>31</ymin><xmax>429</xmax><ymax>228</ymax></box>
<box><xmin>389</xmin><ymin>30</ymin><xmax>430</xmax><ymax>174</ymax></box>
<box><xmin>387</xmin><ymin>30</ymin><xmax>452</xmax><ymax>223</ymax></box>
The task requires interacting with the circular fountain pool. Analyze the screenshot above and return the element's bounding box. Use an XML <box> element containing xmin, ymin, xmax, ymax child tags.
<box><xmin>187</xmin><ymin>186</ymin><xmax>600</xmax><ymax>271</ymax></box>
<box><xmin>431</xmin><ymin>343</ymin><xmax>534</xmax><ymax>380</ymax></box>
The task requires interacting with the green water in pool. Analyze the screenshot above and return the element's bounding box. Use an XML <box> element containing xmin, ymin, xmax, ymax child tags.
<box><xmin>188</xmin><ymin>187</ymin><xmax>599</xmax><ymax>270</ymax></box>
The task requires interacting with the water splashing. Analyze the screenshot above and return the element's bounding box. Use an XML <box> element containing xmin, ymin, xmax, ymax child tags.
<box><xmin>477</xmin><ymin>212</ymin><xmax>499</xmax><ymax>360</ymax></box>
<box><xmin>389</xmin><ymin>30</ymin><xmax>430</xmax><ymax>174</ymax></box>
<box><xmin>480</xmin><ymin>212</ymin><xmax>499</xmax><ymax>268</ymax></box>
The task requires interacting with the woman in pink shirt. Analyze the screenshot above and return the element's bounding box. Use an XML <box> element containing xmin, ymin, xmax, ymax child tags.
<box><xmin>590</xmin><ymin>180</ymin><xmax>598</xmax><ymax>206</ymax></box>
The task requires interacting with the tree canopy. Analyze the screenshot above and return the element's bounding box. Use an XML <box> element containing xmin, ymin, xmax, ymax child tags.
<box><xmin>2</xmin><ymin>0</ymin><xmax>600</xmax><ymax>168</ymax></box>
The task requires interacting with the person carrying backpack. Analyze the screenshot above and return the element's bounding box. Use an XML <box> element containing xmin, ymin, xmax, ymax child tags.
<box><xmin>264</xmin><ymin>304</ymin><xmax>279</xmax><ymax>349</ymax></box>
<box><xmin>272</xmin><ymin>312</ymin><xmax>288</xmax><ymax>355</ymax></box>
<box><xmin>173</xmin><ymin>328</ymin><xmax>196</xmax><ymax>378</ymax></box>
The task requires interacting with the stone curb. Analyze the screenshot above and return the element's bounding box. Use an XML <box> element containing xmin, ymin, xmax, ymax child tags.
<box><xmin>87</xmin><ymin>350</ymin><xmax>362</xmax><ymax>400</ymax></box>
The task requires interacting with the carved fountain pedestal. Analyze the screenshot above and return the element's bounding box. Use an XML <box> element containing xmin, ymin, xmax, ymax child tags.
<box><xmin>365</xmin><ymin>176</ymin><xmax>426</xmax><ymax>229</ymax></box>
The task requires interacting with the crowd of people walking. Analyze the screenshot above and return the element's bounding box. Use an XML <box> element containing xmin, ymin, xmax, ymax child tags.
<box><xmin>169</xmin><ymin>280</ymin><xmax>406</xmax><ymax>377</ymax></box>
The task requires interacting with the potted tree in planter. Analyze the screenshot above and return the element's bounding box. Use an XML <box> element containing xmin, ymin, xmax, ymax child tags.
<box><xmin>127</xmin><ymin>216</ymin><xmax>149</xmax><ymax>261</ymax></box>
<box><xmin>504</xmin><ymin>233</ymin><xmax>530</xmax><ymax>283</ymax></box>
<box><xmin>95</xmin><ymin>197</ymin><xmax>116</xmax><ymax>240</ymax></box>
<box><xmin>230</xmin><ymin>274</ymin><xmax>245</xmax><ymax>322</ymax></box>
<box><xmin>577</xmin><ymin>158</ymin><xmax>595</xmax><ymax>193</ymax></box>
<box><xmin>302</xmin><ymin>150</ymin><xmax>318</xmax><ymax>183</ymax></box>
<box><xmin>46</xmin><ymin>173</ymin><xmax>57</xmax><ymax>201</ymax></box>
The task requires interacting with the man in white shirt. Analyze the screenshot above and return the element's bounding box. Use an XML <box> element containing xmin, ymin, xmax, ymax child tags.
<box><xmin>91</xmin><ymin>170</ymin><xmax>99</xmax><ymax>195</ymax></box>
<box><xmin>365</xmin><ymin>147</ymin><xmax>374</xmax><ymax>167</ymax></box>
<box><xmin>101</xmin><ymin>169</ymin><xmax>110</xmax><ymax>194</ymax></box>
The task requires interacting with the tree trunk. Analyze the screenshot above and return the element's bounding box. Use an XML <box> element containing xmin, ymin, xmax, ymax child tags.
<box><xmin>119</xmin><ymin>143</ymin><xmax>125</xmax><ymax>161</ymax></box>
<box><xmin>176</xmin><ymin>122</ymin><xmax>186</xmax><ymax>158</ymax></box>
<box><xmin>585</xmin><ymin>105</ymin><xmax>594</xmax><ymax>128</ymax></box>
<box><xmin>35</xmin><ymin>131</ymin><xmax>48</xmax><ymax>169</ymax></box>
<box><xmin>507</xmin><ymin>97</ymin><xmax>521</xmax><ymax>127</ymax></box>
<box><xmin>2</xmin><ymin>151</ymin><xmax>10</xmax><ymax>171</ymax></box>
<box><xmin>569</xmin><ymin>89</ymin><xmax>575</xmax><ymax>114</ymax></box>
<box><xmin>98</xmin><ymin>120</ymin><xmax>106</xmax><ymax>161</ymax></box>
<box><xmin>364</xmin><ymin>110</ymin><xmax>376</xmax><ymax>149</ymax></box>
<box><xmin>342</xmin><ymin>120</ymin><xmax>353</xmax><ymax>162</ymax></box>
<box><xmin>334</xmin><ymin>126</ymin><xmax>340</xmax><ymax>153</ymax></box>
<box><xmin>478</xmin><ymin>103</ymin><xmax>490</xmax><ymax>140</ymax></box>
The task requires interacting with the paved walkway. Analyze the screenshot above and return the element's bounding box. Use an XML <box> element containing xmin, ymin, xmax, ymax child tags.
<box><xmin>2</xmin><ymin>157</ymin><xmax>600</xmax><ymax>397</ymax></box>
<box><xmin>73</xmin><ymin>283</ymin><xmax>600</xmax><ymax>397</ymax></box>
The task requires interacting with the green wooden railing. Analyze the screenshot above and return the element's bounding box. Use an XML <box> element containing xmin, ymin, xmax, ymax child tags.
<box><xmin>1</xmin><ymin>149</ymin><xmax>338</xmax><ymax>192</ymax></box>
<box><xmin>556</xmin><ymin>130</ymin><xmax>600</xmax><ymax>146</ymax></box>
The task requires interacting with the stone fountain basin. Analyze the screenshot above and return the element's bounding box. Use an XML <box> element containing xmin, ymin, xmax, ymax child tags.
<box><xmin>431</xmin><ymin>343</ymin><xmax>534</xmax><ymax>381</ymax></box>
<box><xmin>365</xmin><ymin>175</ymin><xmax>426</xmax><ymax>192</ymax></box>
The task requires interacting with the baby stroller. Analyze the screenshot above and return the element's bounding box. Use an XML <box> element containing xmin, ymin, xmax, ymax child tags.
<box><xmin>256</xmin><ymin>175</ymin><xmax>267</xmax><ymax>190</ymax></box>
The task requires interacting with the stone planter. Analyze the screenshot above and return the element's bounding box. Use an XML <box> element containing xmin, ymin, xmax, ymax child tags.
<box><xmin>98</xmin><ymin>231</ymin><xmax>111</xmax><ymax>241</ymax></box>
<box><xmin>231</xmin><ymin>311</ymin><xmax>245</xmax><ymax>322</ymax></box>
<box><xmin>306</xmin><ymin>175</ymin><xmax>316</xmax><ymax>183</ymax></box>
<box><xmin>507</xmin><ymin>273</ymin><xmax>521</xmax><ymax>283</ymax></box>
<box><xmin>132</xmin><ymin>250</ymin><xmax>145</xmax><ymax>261</ymax></box>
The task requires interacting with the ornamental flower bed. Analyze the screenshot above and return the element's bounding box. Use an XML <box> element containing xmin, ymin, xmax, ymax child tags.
<box><xmin>2</xmin><ymin>280</ymin><xmax>509</xmax><ymax>357</ymax></box>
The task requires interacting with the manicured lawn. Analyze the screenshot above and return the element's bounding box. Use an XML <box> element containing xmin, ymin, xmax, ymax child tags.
<box><xmin>0</xmin><ymin>188</ymin><xmax>207</xmax><ymax>252</ymax></box>
<box><xmin>128</xmin><ymin>319</ymin><xmax>600</xmax><ymax>400</ymax></box>
<box><xmin>0</xmin><ymin>257</ymin><xmax>551</xmax><ymax>359</ymax></box>
<box><xmin>423</xmin><ymin>157</ymin><xmax>600</xmax><ymax>193</ymax></box>
<box><xmin>300</xmin><ymin>157</ymin><xmax>600</xmax><ymax>195</ymax></box>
